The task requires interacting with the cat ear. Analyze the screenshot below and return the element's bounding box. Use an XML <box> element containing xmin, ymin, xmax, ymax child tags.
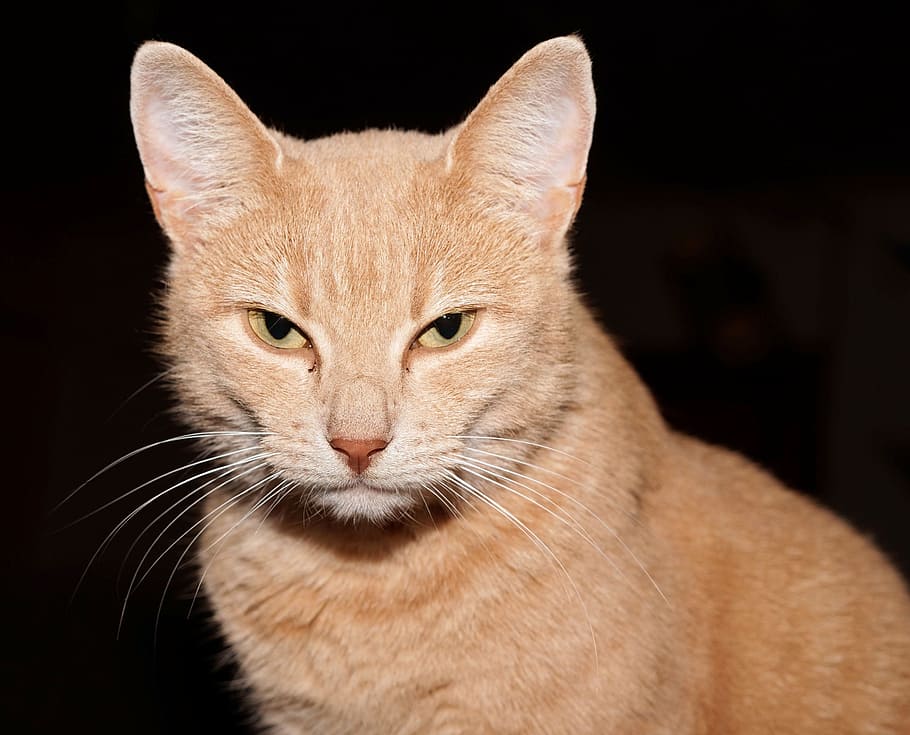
<box><xmin>129</xmin><ymin>42</ymin><xmax>283</xmax><ymax>245</ymax></box>
<box><xmin>446</xmin><ymin>36</ymin><xmax>595</xmax><ymax>243</ymax></box>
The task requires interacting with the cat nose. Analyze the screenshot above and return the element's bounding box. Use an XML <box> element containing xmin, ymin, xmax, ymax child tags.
<box><xmin>329</xmin><ymin>437</ymin><xmax>389</xmax><ymax>475</ymax></box>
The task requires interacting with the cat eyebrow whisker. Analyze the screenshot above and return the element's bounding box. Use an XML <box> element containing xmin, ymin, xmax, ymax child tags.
<box><xmin>440</xmin><ymin>468</ymin><xmax>599</xmax><ymax>673</ymax></box>
<box><xmin>105</xmin><ymin>366</ymin><xmax>176</xmax><ymax>423</ymax></box>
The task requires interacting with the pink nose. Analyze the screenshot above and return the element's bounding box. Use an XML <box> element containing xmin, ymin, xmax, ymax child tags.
<box><xmin>329</xmin><ymin>437</ymin><xmax>388</xmax><ymax>474</ymax></box>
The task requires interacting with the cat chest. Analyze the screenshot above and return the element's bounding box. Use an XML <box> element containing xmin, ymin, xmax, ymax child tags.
<box><xmin>197</xmin><ymin>515</ymin><xmax>625</xmax><ymax>732</ymax></box>
<box><xmin>205</xmin><ymin>547</ymin><xmax>513</xmax><ymax>731</ymax></box>
<box><xmin>197</xmin><ymin>507</ymin><xmax>660</xmax><ymax>732</ymax></box>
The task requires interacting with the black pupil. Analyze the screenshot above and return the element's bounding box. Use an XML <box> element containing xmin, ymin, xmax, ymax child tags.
<box><xmin>264</xmin><ymin>311</ymin><xmax>292</xmax><ymax>340</ymax></box>
<box><xmin>433</xmin><ymin>313</ymin><xmax>462</xmax><ymax>340</ymax></box>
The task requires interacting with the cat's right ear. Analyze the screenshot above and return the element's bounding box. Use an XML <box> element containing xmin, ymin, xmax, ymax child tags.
<box><xmin>445</xmin><ymin>36</ymin><xmax>595</xmax><ymax>247</ymax></box>
<box><xmin>129</xmin><ymin>42</ymin><xmax>283</xmax><ymax>248</ymax></box>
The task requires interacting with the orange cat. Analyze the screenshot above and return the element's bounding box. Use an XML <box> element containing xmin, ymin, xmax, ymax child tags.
<box><xmin>130</xmin><ymin>36</ymin><xmax>910</xmax><ymax>733</ymax></box>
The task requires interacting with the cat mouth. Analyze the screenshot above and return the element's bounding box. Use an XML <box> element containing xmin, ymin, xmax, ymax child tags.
<box><xmin>321</xmin><ymin>477</ymin><xmax>407</xmax><ymax>497</ymax></box>
<box><xmin>338</xmin><ymin>480</ymin><xmax>389</xmax><ymax>494</ymax></box>
<box><xmin>318</xmin><ymin>479</ymin><xmax>418</xmax><ymax>522</ymax></box>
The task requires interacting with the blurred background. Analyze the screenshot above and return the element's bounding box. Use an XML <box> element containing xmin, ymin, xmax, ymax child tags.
<box><xmin>3</xmin><ymin>2</ymin><xmax>908</xmax><ymax>732</ymax></box>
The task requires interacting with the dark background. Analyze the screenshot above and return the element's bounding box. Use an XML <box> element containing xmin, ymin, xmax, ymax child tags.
<box><xmin>4</xmin><ymin>3</ymin><xmax>908</xmax><ymax>732</ymax></box>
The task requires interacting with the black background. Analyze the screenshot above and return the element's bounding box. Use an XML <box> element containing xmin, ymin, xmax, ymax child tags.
<box><xmin>4</xmin><ymin>3</ymin><xmax>908</xmax><ymax>733</ymax></box>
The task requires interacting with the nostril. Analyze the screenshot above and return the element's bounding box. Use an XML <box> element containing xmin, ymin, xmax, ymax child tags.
<box><xmin>329</xmin><ymin>437</ymin><xmax>389</xmax><ymax>474</ymax></box>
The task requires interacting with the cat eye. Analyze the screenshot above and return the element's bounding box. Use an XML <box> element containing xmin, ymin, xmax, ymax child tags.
<box><xmin>416</xmin><ymin>310</ymin><xmax>476</xmax><ymax>349</ymax></box>
<box><xmin>247</xmin><ymin>309</ymin><xmax>310</xmax><ymax>349</ymax></box>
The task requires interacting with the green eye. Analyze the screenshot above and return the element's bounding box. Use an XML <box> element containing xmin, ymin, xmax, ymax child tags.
<box><xmin>248</xmin><ymin>309</ymin><xmax>309</xmax><ymax>349</ymax></box>
<box><xmin>416</xmin><ymin>310</ymin><xmax>476</xmax><ymax>349</ymax></box>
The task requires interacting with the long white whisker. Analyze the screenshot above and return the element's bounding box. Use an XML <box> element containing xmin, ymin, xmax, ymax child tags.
<box><xmin>447</xmin><ymin>434</ymin><xmax>590</xmax><ymax>466</ymax></box>
<box><xmin>416</xmin><ymin>488</ymin><xmax>441</xmax><ymax>530</ymax></box>
<box><xmin>186</xmin><ymin>478</ymin><xmax>297</xmax><ymax>620</ymax></box>
<box><xmin>454</xmin><ymin>456</ymin><xmax>594</xmax><ymax>544</ymax></box>
<box><xmin>457</xmin><ymin>449</ymin><xmax>669</xmax><ymax>607</ymax></box>
<box><xmin>71</xmin><ymin>451</ymin><xmax>274</xmax><ymax>605</ymax></box>
<box><xmin>128</xmin><ymin>465</ymin><xmax>277</xmax><ymax>597</ymax></box>
<box><xmin>460</xmin><ymin>446</ymin><xmax>639</xmax><ymax>524</ymax></box>
<box><xmin>433</xmin><ymin>479</ymin><xmax>508</xmax><ymax>570</ymax></box>
<box><xmin>453</xmin><ymin>458</ymin><xmax>632</xmax><ymax>589</ymax></box>
<box><xmin>53</xmin><ymin>430</ymin><xmax>274</xmax><ymax>513</ymax></box>
<box><xmin>115</xmin><ymin>455</ymin><xmax>269</xmax><ymax>591</ymax></box>
<box><xmin>254</xmin><ymin>479</ymin><xmax>298</xmax><ymax>532</ymax></box>
<box><xmin>120</xmin><ymin>457</ymin><xmax>277</xmax><ymax>608</ymax></box>
<box><xmin>420</xmin><ymin>479</ymin><xmax>461</xmax><ymax>518</ymax></box>
<box><xmin>57</xmin><ymin>445</ymin><xmax>264</xmax><ymax>533</ymax></box>
<box><xmin>187</xmin><ymin>475</ymin><xmax>295</xmax><ymax>615</ymax></box>
<box><xmin>441</xmin><ymin>468</ymin><xmax>598</xmax><ymax>671</ymax></box>
<box><xmin>144</xmin><ymin>470</ymin><xmax>283</xmax><ymax>642</ymax></box>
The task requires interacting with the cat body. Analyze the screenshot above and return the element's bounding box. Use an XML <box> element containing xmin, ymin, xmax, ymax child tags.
<box><xmin>129</xmin><ymin>37</ymin><xmax>910</xmax><ymax>733</ymax></box>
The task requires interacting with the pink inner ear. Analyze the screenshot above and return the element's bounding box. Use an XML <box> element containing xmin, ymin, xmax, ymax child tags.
<box><xmin>535</xmin><ymin>180</ymin><xmax>586</xmax><ymax>234</ymax></box>
<box><xmin>515</xmin><ymin>94</ymin><xmax>592</xmax><ymax>229</ymax></box>
<box><xmin>133</xmin><ymin>86</ymin><xmax>277</xmax><ymax>234</ymax></box>
<box><xmin>448</xmin><ymin>52</ymin><xmax>594</xmax><ymax>239</ymax></box>
<box><xmin>139</xmin><ymin>94</ymin><xmax>220</xmax><ymax>203</ymax></box>
<box><xmin>130</xmin><ymin>41</ymin><xmax>287</xmax><ymax>244</ymax></box>
<box><xmin>542</xmin><ymin>96</ymin><xmax>590</xmax><ymax>190</ymax></box>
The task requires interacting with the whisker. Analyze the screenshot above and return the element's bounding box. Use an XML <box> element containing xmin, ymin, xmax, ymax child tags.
<box><xmin>452</xmin><ymin>458</ymin><xmax>631</xmax><ymax>588</ymax></box>
<box><xmin>115</xmin><ymin>462</ymin><xmax>247</xmax><ymax>592</ymax></box>
<box><xmin>432</xmin><ymin>479</ymin><xmax>506</xmax><ymax>568</ymax></box>
<box><xmin>455</xmin><ymin>448</ymin><xmax>669</xmax><ymax>607</ymax></box>
<box><xmin>447</xmin><ymin>434</ymin><xmax>590</xmax><ymax>466</ymax></box>
<box><xmin>70</xmin><ymin>451</ymin><xmax>274</xmax><ymax>605</ymax></box>
<box><xmin>187</xmin><ymin>478</ymin><xmax>299</xmax><ymax>619</ymax></box>
<box><xmin>420</xmin><ymin>479</ymin><xmax>461</xmax><ymax>518</ymax></box>
<box><xmin>118</xmin><ymin>457</ymin><xmax>277</xmax><ymax>603</ymax></box>
<box><xmin>144</xmin><ymin>470</ymin><xmax>283</xmax><ymax>642</ymax></box>
<box><xmin>441</xmin><ymin>468</ymin><xmax>599</xmax><ymax>671</ymax></box>
<box><xmin>460</xmin><ymin>446</ymin><xmax>639</xmax><ymax>525</ymax></box>
<box><xmin>53</xmin><ymin>430</ymin><xmax>274</xmax><ymax>513</ymax></box>
<box><xmin>417</xmin><ymin>491</ymin><xmax>439</xmax><ymax>530</ymax></box>
<box><xmin>456</xmin><ymin>456</ymin><xmax>599</xmax><ymax>536</ymax></box>
<box><xmin>253</xmin><ymin>478</ymin><xmax>297</xmax><ymax>534</ymax></box>
<box><xmin>127</xmin><ymin>464</ymin><xmax>277</xmax><ymax>598</ymax></box>
<box><xmin>105</xmin><ymin>367</ymin><xmax>175</xmax><ymax>423</ymax></box>
<box><xmin>55</xmin><ymin>445</ymin><xmax>264</xmax><ymax>533</ymax></box>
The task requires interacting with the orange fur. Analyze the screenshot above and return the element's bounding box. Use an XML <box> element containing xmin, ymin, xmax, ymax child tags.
<box><xmin>130</xmin><ymin>37</ymin><xmax>910</xmax><ymax>733</ymax></box>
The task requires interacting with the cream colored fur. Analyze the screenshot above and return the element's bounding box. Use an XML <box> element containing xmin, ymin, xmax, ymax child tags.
<box><xmin>130</xmin><ymin>37</ymin><xmax>910</xmax><ymax>734</ymax></box>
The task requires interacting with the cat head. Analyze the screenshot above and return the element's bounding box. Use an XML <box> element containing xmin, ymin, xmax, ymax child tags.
<box><xmin>130</xmin><ymin>37</ymin><xmax>596</xmax><ymax>523</ymax></box>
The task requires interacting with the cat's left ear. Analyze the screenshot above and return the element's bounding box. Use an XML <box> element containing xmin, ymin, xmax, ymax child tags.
<box><xmin>445</xmin><ymin>36</ymin><xmax>595</xmax><ymax>245</ymax></box>
<box><xmin>130</xmin><ymin>42</ymin><xmax>284</xmax><ymax>248</ymax></box>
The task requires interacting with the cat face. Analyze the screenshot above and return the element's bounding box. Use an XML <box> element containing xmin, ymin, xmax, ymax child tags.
<box><xmin>131</xmin><ymin>38</ymin><xmax>595</xmax><ymax>522</ymax></box>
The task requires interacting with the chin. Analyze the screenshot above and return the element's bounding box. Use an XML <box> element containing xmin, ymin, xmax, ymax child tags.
<box><xmin>315</xmin><ymin>482</ymin><xmax>419</xmax><ymax>524</ymax></box>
